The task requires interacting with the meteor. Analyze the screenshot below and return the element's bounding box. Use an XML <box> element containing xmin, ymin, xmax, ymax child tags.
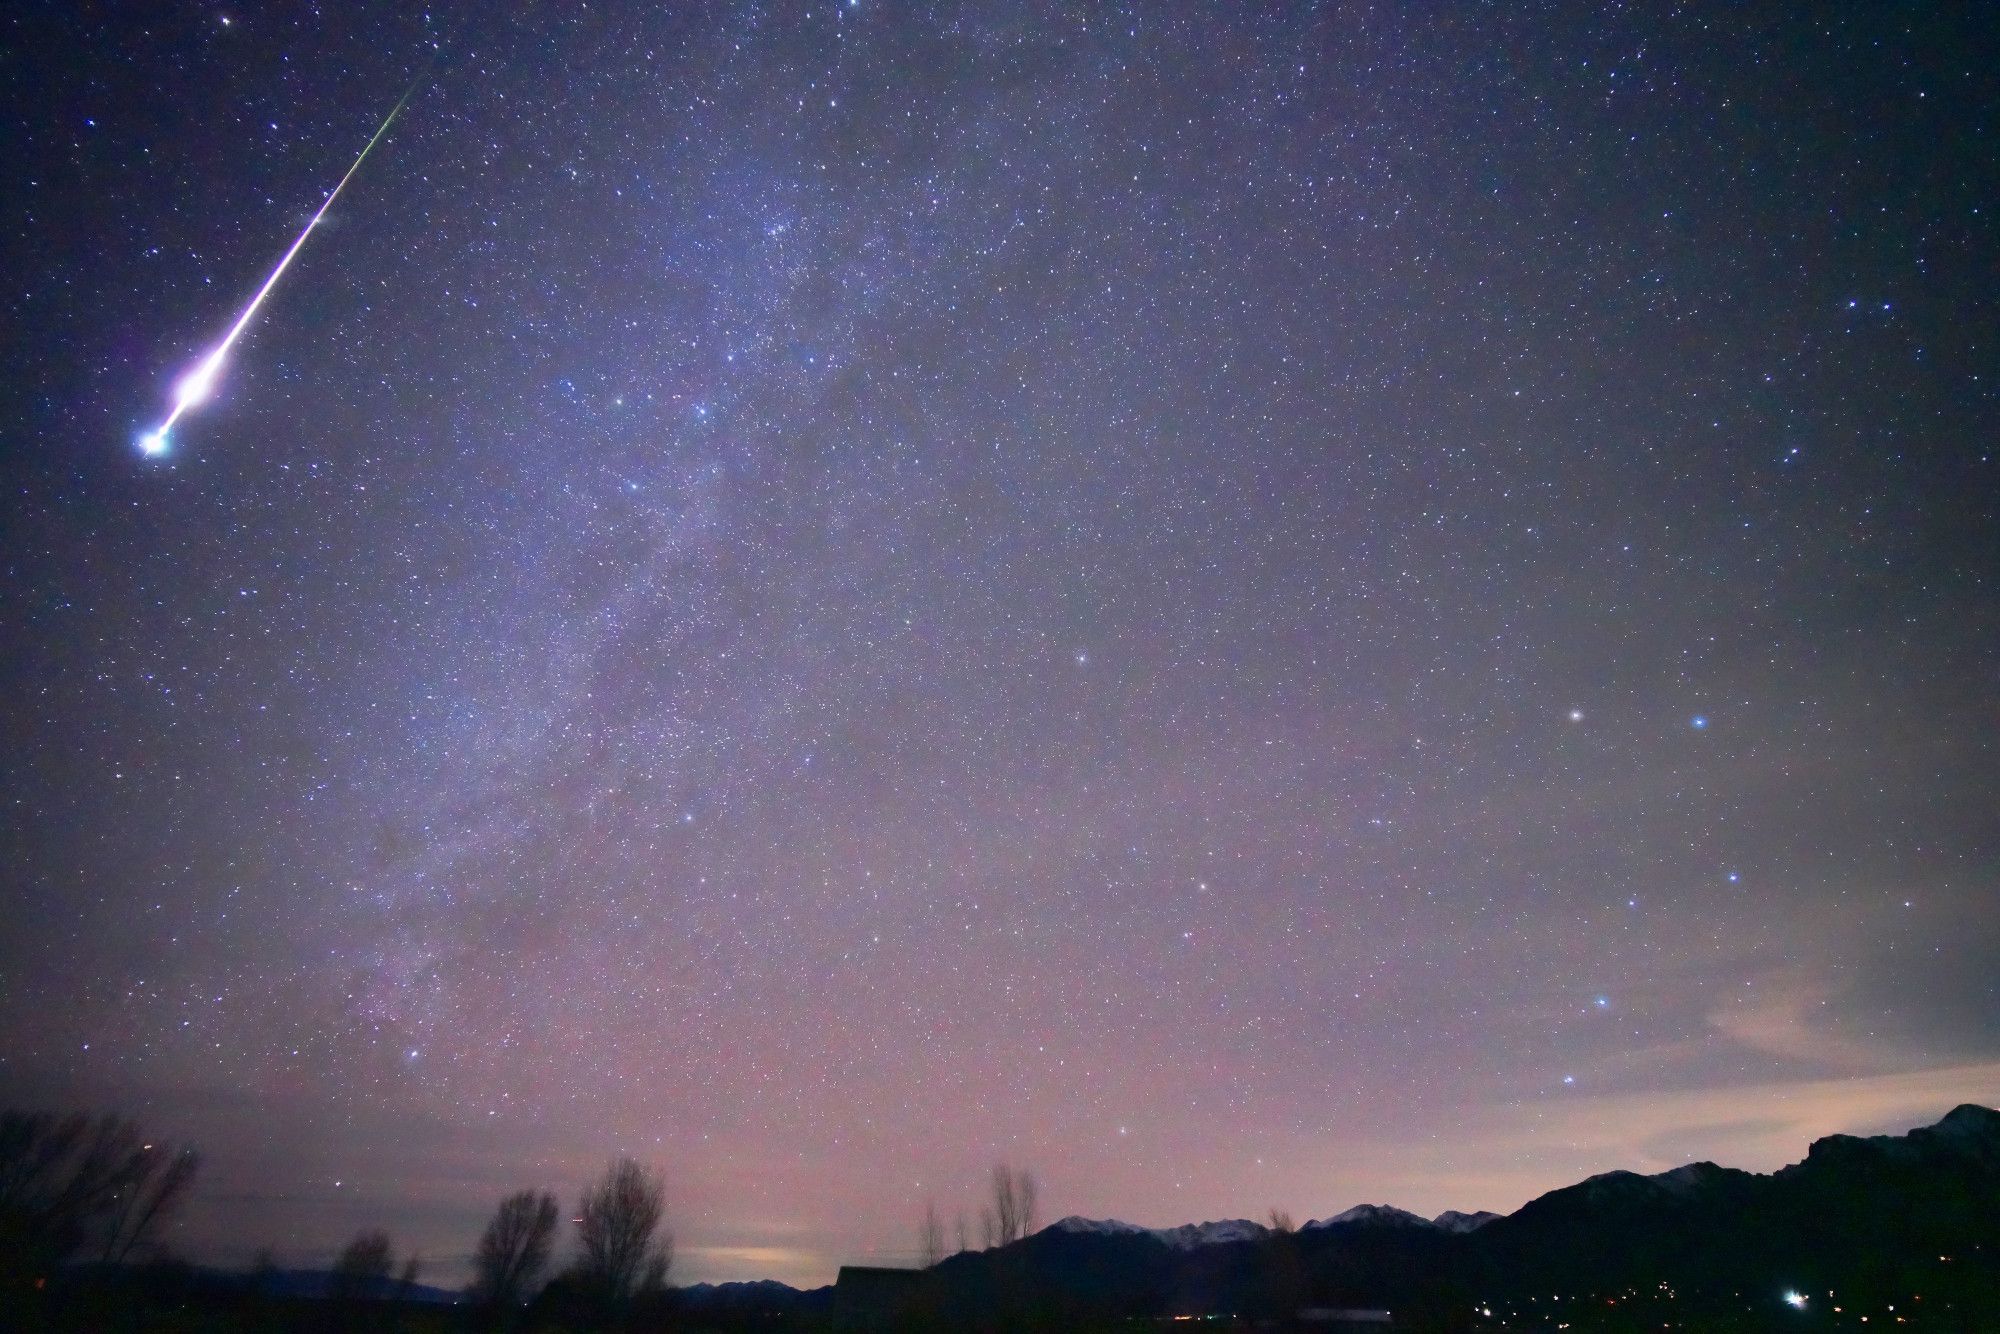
<box><xmin>137</xmin><ymin>70</ymin><xmax>426</xmax><ymax>458</ymax></box>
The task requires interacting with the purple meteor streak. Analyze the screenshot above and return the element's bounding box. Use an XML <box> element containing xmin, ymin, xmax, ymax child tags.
<box><xmin>138</xmin><ymin>72</ymin><xmax>424</xmax><ymax>457</ymax></box>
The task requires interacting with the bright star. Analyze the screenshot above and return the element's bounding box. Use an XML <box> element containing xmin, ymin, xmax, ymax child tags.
<box><xmin>1567</xmin><ymin>708</ymin><xmax>1584</xmax><ymax>722</ymax></box>
<box><xmin>1783</xmin><ymin>1290</ymin><xmax>1807</xmax><ymax>1309</ymax></box>
<box><xmin>1691</xmin><ymin>715</ymin><xmax>1708</xmax><ymax>729</ymax></box>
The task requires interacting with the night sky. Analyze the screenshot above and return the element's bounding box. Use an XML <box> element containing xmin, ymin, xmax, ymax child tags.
<box><xmin>3</xmin><ymin>2</ymin><xmax>1996</xmax><ymax>1289</ymax></box>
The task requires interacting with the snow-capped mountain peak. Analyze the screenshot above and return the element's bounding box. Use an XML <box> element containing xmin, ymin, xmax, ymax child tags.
<box><xmin>1432</xmin><ymin>1209</ymin><xmax>1500</xmax><ymax>1233</ymax></box>
<box><xmin>1305</xmin><ymin>1203</ymin><xmax>1435</xmax><ymax>1230</ymax></box>
<box><xmin>1649</xmin><ymin>1162</ymin><xmax>1726</xmax><ymax>1197</ymax></box>
<box><xmin>1043</xmin><ymin>1216</ymin><xmax>1270</xmax><ymax>1249</ymax></box>
<box><xmin>1148</xmin><ymin>1219</ymin><xmax>1270</xmax><ymax>1249</ymax></box>
<box><xmin>1048</xmin><ymin>1215</ymin><xmax>1150</xmax><ymax>1237</ymax></box>
<box><xmin>1051</xmin><ymin>1204</ymin><xmax>1496</xmax><ymax>1246</ymax></box>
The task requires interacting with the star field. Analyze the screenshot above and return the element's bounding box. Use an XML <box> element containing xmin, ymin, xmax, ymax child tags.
<box><xmin>1</xmin><ymin>2</ymin><xmax>1996</xmax><ymax>1287</ymax></box>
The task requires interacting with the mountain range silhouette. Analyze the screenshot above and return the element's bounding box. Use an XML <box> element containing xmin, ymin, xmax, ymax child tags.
<box><xmin>707</xmin><ymin>1103</ymin><xmax>2000</xmax><ymax>1328</ymax></box>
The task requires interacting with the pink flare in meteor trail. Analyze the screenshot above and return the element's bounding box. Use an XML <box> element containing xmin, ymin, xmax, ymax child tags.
<box><xmin>138</xmin><ymin>72</ymin><xmax>423</xmax><ymax>458</ymax></box>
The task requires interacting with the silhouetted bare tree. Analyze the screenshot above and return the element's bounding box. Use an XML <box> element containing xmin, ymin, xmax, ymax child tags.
<box><xmin>0</xmin><ymin>1109</ymin><xmax>199</xmax><ymax>1278</ymax></box>
<box><xmin>572</xmin><ymin>1158</ymin><xmax>671</xmax><ymax>1309</ymax></box>
<box><xmin>1260</xmin><ymin>1207</ymin><xmax>1307</xmax><ymax>1319</ymax></box>
<box><xmin>98</xmin><ymin>1141</ymin><xmax>199</xmax><ymax>1263</ymax></box>
<box><xmin>249</xmin><ymin>1246</ymin><xmax>280</xmax><ymax>1296</ymax></box>
<box><xmin>986</xmin><ymin>1163</ymin><xmax>1037</xmax><ymax>1246</ymax></box>
<box><xmin>471</xmin><ymin>1189</ymin><xmax>559</xmax><ymax>1309</ymax></box>
<box><xmin>329</xmin><ymin>1229</ymin><xmax>393</xmax><ymax>1304</ymax></box>
<box><xmin>918</xmin><ymin>1198</ymin><xmax>945</xmax><ymax>1268</ymax></box>
<box><xmin>394</xmin><ymin>1251</ymin><xmax>423</xmax><ymax>1303</ymax></box>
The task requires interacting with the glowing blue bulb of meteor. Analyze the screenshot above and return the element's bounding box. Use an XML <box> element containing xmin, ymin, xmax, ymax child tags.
<box><xmin>136</xmin><ymin>349</ymin><xmax>227</xmax><ymax>455</ymax></box>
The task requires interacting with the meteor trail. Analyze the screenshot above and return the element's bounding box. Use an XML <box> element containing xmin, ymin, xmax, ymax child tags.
<box><xmin>137</xmin><ymin>70</ymin><xmax>426</xmax><ymax>457</ymax></box>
